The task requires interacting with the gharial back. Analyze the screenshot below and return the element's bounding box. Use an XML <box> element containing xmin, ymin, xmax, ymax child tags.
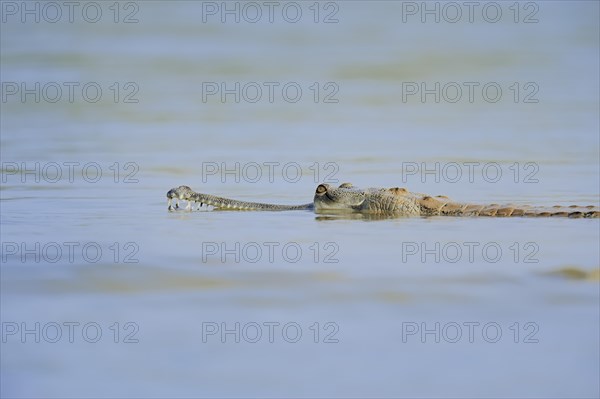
<box><xmin>312</xmin><ymin>183</ymin><xmax>600</xmax><ymax>218</ymax></box>
<box><xmin>416</xmin><ymin>194</ymin><xmax>600</xmax><ymax>218</ymax></box>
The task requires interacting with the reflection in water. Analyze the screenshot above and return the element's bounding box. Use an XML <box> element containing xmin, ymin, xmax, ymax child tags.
<box><xmin>314</xmin><ymin>213</ymin><xmax>408</xmax><ymax>222</ymax></box>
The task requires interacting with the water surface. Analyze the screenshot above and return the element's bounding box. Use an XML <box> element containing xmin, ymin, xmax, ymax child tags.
<box><xmin>1</xmin><ymin>1</ymin><xmax>599</xmax><ymax>398</ymax></box>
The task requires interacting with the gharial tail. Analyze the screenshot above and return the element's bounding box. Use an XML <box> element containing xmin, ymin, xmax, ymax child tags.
<box><xmin>418</xmin><ymin>195</ymin><xmax>600</xmax><ymax>218</ymax></box>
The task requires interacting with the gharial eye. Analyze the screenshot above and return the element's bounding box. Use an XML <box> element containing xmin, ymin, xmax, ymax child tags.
<box><xmin>316</xmin><ymin>184</ymin><xmax>328</xmax><ymax>194</ymax></box>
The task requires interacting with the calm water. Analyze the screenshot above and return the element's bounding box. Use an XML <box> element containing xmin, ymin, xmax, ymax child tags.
<box><xmin>1</xmin><ymin>1</ymin><xmax>599</xmax><ymax>398</ymax></box>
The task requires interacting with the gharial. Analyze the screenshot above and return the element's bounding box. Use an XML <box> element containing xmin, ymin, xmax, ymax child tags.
<box><xmin>166</xmin><ymin>183</ymin><xmax>599</xmax><ymax>218</ymax></box>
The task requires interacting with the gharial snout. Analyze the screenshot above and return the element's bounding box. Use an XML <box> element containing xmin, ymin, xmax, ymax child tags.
<box><xmin>167</xmin><ymin>188</ymin><xmax>177</xmax><ymax>211</ymax></box>
<box><xmin>167</xmin><ymin>185</ymin><xmax>192</xmax><ymax>199</ymax></box>
<box><xmin>167</xmin><ymin>185</ymin><xmax>193</xmax><ymax>211</ymax></box>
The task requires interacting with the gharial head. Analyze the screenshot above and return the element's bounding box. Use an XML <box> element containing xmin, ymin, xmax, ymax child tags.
<box><xmin>313</xmin><ymin>183</ymin><xmax>366</xmax><ymax>212</ymax></box>
<box><xmin>166</xmin><ymin>185</ymin><xmax>194</xmax><ymax>200</ymax></box>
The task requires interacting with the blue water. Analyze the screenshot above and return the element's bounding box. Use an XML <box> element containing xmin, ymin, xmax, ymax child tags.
<box><xmin>1</xmin><ymin>1</ymin><xmax>599</xmax><ymax>398</ymax></box>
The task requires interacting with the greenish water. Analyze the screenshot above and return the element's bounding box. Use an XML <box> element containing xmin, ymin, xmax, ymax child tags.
<box><xmin>1</xmin><ymin>1</ymin><xmax>599</xmax><ymax>398</ymax></box>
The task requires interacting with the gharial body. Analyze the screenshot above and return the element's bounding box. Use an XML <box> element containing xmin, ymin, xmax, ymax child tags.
<box><xmin>166</xmin><ymin>183</ymin><xmax>599</xmax><ymax>218</ymax></box>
